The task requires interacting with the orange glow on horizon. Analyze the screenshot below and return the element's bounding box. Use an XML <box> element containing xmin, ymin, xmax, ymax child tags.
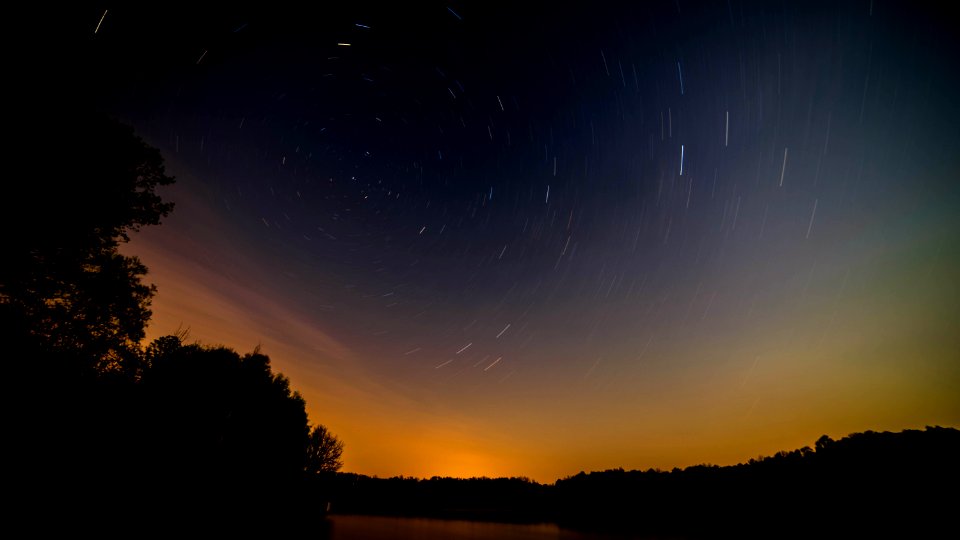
<box><xmin>123</xmin><ymin>176</ymin><xmax>960</xmax><ymax>483</ymax></box>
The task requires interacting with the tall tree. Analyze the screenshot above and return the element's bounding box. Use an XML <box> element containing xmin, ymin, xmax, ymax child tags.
<box><xmin>1</xmin><ymin>112</ymin><xmax>174</xmax><ymax>373</ymax></box>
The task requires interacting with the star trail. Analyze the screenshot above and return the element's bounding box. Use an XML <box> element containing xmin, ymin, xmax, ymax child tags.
<box><xmin>67</xmin><ymin>1</ymin><xmax>959</xmax><ymax>481</ymax></box>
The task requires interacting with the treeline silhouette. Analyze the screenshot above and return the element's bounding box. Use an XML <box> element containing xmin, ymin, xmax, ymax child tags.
<box><xmin>30</xmin><ymin>335</ymin><xmax>325</xmax><ymax>523</ymax></box>
<box><xmin>554</xmin><ymin>426</ymin><xmax>959</xmax><ymax>536</ymax></box>
<box><xmin>328</xmin><ymin>474</ymin><xmax>551</xmax><ymax>523</ymax></box>
<box><xmin>327</xmin><ymin>427</ymin><xmax>958</xmax><ymax>536</ymax></box>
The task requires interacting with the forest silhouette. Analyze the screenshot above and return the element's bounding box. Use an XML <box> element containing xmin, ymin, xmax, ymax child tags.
<box><xmin>5</xmin><ymin>111</ymin><xmax>956</xmax><ymax>536</ymax></box>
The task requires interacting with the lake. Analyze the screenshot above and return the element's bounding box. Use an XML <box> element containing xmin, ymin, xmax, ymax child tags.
<box><xmin>324</xmin><ymin>515</ymin><xmax>638</xmax><ymax>539</ymax></box>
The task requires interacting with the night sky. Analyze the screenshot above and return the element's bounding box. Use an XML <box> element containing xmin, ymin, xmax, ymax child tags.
<box><xmin>69</xmin><ymin>1</ymin><xmax>958</xmax><ymax>481</ymax></box>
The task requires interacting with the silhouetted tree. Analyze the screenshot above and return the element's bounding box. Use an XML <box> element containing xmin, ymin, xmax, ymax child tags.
<box><xmin>306</xmin><ymin>424</ymin><xmax>345</xmax><ymax>474</ymax></box>
<box><xmin>7</xmin><ymin>114</ymin><xmax>176</xmax><ymax>522</ymax></box>
<box><xmin>815</xmin><ymin>433</ymin><xmax>834</xmax><ymax>451</ymax></box>
<box><xmin>141</xmin><ymin>336</ymin><xmax>311</xmax><ymax>486</ymax></box>
<box><xmin>1</xmin><ymin>112</ymin><xmax>173</xmax><ymax>375</ymax></box>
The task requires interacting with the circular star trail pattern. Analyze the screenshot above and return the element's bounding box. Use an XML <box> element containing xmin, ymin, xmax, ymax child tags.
<box><xmin>72</xmin><ymin>2</ymin><xmax>958</xmax><ymax>480</ymax></box>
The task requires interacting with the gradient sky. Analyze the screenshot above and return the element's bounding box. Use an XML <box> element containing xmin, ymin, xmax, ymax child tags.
<box><xmin>72</xmin><ymin>1</ymin><xmax>959</xmax><ymax>482</ymax></box>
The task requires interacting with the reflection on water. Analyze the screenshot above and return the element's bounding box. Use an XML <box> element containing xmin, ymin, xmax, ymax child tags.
<box><xmin>326</xmin><ymin>515</ymin><xmax>631</xmax><ymax>539</ymax></box>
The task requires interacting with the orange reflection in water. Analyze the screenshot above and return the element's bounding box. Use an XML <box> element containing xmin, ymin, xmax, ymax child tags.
<box><xmin>327</xmin><ymin>515</ymin><xmax>617</xmax><ymax>540</ymax></box>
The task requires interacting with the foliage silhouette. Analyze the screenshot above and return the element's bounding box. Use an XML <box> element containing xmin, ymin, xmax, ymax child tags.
<box><xmin>307</xmin><ymin>424</ymin><xmax>345</xmax><ymax>474</ymax></box>
<box><xmin>140</xmin><ymin>337</ymin><xmax>311</xmax><ymax>486</ymax></box>
<box><xmin>36</xmin><ymin>334</ymin><xmax>334</xmax><ymax>531</ymax></box>
<box><xmin>2</xmin><ymin>111</ymin><xmax>173</xmax><ymax>374</ymax></box>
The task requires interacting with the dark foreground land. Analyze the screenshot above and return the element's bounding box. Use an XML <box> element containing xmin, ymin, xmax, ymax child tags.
<box><xmin>325</xmin><ymin>427</ymin><xmax>959</xmax><ymax>537</ymax></box>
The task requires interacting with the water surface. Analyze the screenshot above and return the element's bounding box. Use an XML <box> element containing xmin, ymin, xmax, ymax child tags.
<box><xmin>326</xmin><ymin>515</ymin><xmax>634</xmax><ymax>539</ymax></box>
